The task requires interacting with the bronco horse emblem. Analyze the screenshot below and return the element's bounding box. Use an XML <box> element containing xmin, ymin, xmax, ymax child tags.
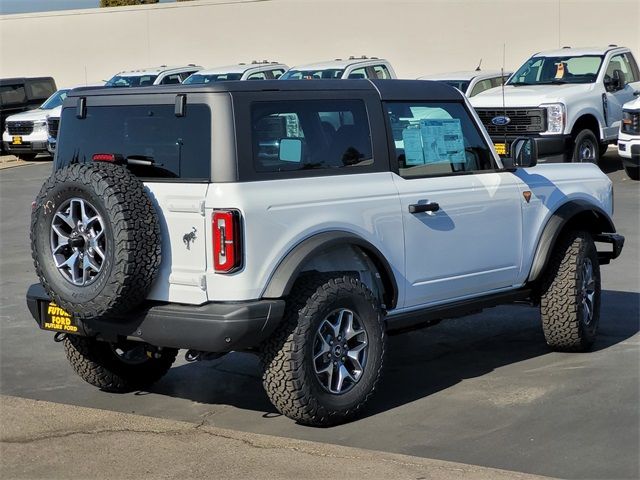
<box><xmin>183</xmin><ymin>227</ymin><xmax>197</xmax><ymax>250</ymax></box>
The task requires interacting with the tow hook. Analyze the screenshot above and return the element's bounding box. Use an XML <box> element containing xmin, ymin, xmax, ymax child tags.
<box><xmin>185</xmin><ymin>350</ymin><xmax>227</xmax><ymax>362</ymax></box>
<box><xmin>53</xmin><ymin>332</ymin><xmax>67</xmax><ymax>343</ymax></box>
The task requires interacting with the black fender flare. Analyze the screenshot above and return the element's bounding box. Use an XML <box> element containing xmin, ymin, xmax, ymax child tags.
<box><xmin>261</xmin><ymin>231</ymin><xmax>398</xmax><ymax>309</ymax></box>
<box><xmin>527</xmin><ymin>200</ymin><xmax>615</xmax><ymax>282</ymax></box>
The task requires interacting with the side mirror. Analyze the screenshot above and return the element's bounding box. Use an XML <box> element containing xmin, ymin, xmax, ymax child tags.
<box><xmin>278</xmin><ymin>138</ymin><xmax>303</xmax><ymax>163</ymax></box>
<box><xmin>509</xmin><ymin>137</ymin><xmax>538</xmax><ymax>168</ymax></box>
<box><xmin>633</xmin><ymin>90</ymin><xmax>640</xmax><ymax>97</ymax></box>
<box><xmin>605</xmin><ymin>70</ymin><xmax>625</xmax><ymax>92</ymax></box>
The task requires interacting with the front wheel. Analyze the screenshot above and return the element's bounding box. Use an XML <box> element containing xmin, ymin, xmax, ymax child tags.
<box><xmin>571</xmin><ymin>129</ymin><xmax>600</xmax><ymax>164</ymax></box>
<box><xmin>64</xmin><ymin>335</ymin><xmax>177</xmax><ymax>392</ymax></box>
<box><xmin>261</xmin><ymin>274</ymin><xmax>385</xmax><ymax>426</ymax></box>
<box><xmin>540</xmin><ymin>231</ymin><xmax>601</xmax><ymax>352</ymax></box>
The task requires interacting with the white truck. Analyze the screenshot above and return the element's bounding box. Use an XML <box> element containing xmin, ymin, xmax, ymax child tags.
<box><xmin>105</xmin><ymin>65</ymin><xmax>201</xmax><ymax>87</ymax></box>
<box><xmin>27</xmin><ymin>79</ymin><xmax>623</xmax><ymax>426</ymax></box>
<box><xmin>280</xmin><ymin>56</ymin><xmax>396</xmax><ymax>80</ymax></box>
<box><xmin>470</xmin><ymin>46</ymin><xmax>640</xmax><ymax>163</ymax></box>
<box><xmin>418</xmin><ymin>70</ymin><xmax>511</xmax><ymax>97</ymax></box>
<box><xmin>183</xmin><ymin>61</ymin><xmax>289</xmax><ymax>83</ymax></box>
<box><xmin>618</xmin><ymin>96</ymin><xmax>640</xmax><ymax>179</ymax></box>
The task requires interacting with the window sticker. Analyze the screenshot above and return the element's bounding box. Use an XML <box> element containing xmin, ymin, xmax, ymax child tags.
<box><xmin>402</xmin><ymin>126</ymin><xmax>425</xmax><ymax>165</ymax></box>
<box><xmin>420</xmin><ymin>119</ymin><xmax>465</xmax><ymax>164</ymax></box>
<box><xmin>554</xmin><ymin>62</ymin><xmax>565</xmax><ymax>79</ymax></box>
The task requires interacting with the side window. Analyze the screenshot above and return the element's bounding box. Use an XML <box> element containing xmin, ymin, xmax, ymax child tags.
<box><xmin>490</xmin><ymin>75</ymin><xmax>508</xmax><ymax>88</ymax></box>
<box><xmin>623</xmin><ymin>53</ymin><xmax>639</xmax><ymax>82</ymax></box>
<box><xmin>271</xmin><ymin>69</ymin><xmax>285</xmax><ymax>79</ymax></box>
<box><xmin>251</xmin><ymin>99</ymin><xmax>373</xmax><ymax>172</ymax></box>
<box><xmin>347</xmin><ymin>67</ymin><xmax>367</xmax><ymax>79</ymax></box>
<box><xmin>0</xmin><ymin>84</ymin><xmax>27</xmax><ymax>106</ymax></box>
<box><xmin>179</xmin><ymin>71</ymin><xmax>197</xmax><ymax>82</ymax></box>
<box><xmin>469</xmin><ymin>79</ymin><xmax>494</xmax><ymax>97</ymax></box>
<box><xmin>372</xmin><ymin>65</ymin><xmax>391</xmax><ymax>79</ymax></box>
<box><xmin>247</xmin><ymin>71</ymin><xmax>267</xmax><ymax>80</ymax></box>
<box><xmin>385</xmin><ymin>102</ymin><xmax>495</xmax><ymax>178</ymax></box>
<box><xmin>605</xmin><ymin>54</ymin><xmax>636</xmax><ymax>85</ymax></box>
<box><xmin>160</xmin><ymin>74</ymin><xmax>182</xmax><ymax>85</ymax></box>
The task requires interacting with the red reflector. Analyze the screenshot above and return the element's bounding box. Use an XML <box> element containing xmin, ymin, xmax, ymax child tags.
<box><xmin>212</xmin><ymin>210</ymin><xmax>242</xmax><ymax>273</ymax></box>
<box><xmin>92</xmin><ymin>153</ymin><xmax>116</xmax><ymax>162</ymax></box>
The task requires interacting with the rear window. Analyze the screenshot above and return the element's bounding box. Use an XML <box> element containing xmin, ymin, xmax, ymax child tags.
<box><xmin>27</xmin><ymin>78</ymin><xmax>56</xmax><ymax>100</ymax></box>
<box><xmin>55</xmin><ymin>103</ymin><xmax>211</xmax><ymax>181</ymax></box>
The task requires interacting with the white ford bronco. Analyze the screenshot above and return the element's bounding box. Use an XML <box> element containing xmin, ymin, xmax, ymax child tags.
<box><xmin>27</xmin><ymin>79</ymin><xmax>623</xmax><ymax>426</ymax></box>
<box><xmin>470</xmin><ymin>46</ymin><xmax>640</xmax><ymax>163</ymax></box>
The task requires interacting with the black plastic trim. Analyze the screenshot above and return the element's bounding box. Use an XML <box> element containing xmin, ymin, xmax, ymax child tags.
<box><xmin>261</xmin><ymin>231</ymin><xmax>398</xmax><ymax>309</ymax></box>
<box><xmin>527</xmin><ymin>200</ymin><xmax>616</xmax><ymax>282</ymax></box>
<box><xmin>26</xmin><ymin>283</ymin><xmax>285</xmax><ymax>353</ymax></box>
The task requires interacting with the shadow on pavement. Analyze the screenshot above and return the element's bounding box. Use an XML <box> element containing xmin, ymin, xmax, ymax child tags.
<box><xmin>146</xmin><ymin>289</ymin><xmax>639</xmax><ymax>421</ymax></box>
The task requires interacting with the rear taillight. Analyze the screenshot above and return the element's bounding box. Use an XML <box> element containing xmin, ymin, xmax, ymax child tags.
<box><xmin>212</xmin><ymin>210</ymin><xmax>242</xmax><ymax>273</ymax></box>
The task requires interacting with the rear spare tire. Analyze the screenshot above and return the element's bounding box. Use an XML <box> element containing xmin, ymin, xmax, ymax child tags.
<box><xmin>31</xmin><ymin>163</ymin><xmax>161</xmax><ymax>319</ymax></box>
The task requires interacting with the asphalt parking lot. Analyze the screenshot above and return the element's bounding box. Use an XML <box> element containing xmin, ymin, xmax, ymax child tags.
<box><xmin>1</xmin><ymin>151</ymin><xmax>638</xmax><ymax>479</ymax></box>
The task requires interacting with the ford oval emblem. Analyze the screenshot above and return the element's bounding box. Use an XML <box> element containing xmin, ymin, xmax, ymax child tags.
<box><xmin>491</xmin><ymin>115</ymin><xmax>511</xmax><ymax>126</ymax></box>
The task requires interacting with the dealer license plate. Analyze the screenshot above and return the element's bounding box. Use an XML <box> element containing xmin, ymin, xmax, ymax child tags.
<box><xmin>12</xmin><ymin>136</ymin><xmax>23</xmax><ymax>145</ymax></box>
<box><xmin>494</xmin><ymin>143</ymin><xmax>507</xmax><ymax>155</ymax></box>
<box><xmin>42</xmin><ymin>302</ymin><xmax>79</xmax><ymax>333</ymax></box>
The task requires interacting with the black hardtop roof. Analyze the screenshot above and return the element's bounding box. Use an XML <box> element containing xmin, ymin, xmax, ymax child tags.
<box><xmin>0</xmin><ymin>76</ymin><xmax>55</xmax><ymax>86</ymax></box>
<box><xmin>67</xmin><ymin>79</ymin><xmax>464</xmax><ymax>102</ymax></box>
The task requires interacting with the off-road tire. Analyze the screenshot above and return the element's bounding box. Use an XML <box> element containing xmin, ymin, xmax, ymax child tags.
<box><xmin>261</xmin><ymin>274</ymin><xmax>385</xmax><ymax>426</ymax></box>
<box><xmin>571</xmin><ymin>129</ymin><xmax>600</xmax><ymax>164</ymax></box>
<box><xmin>64</xmin><ymin>335</ymin><xmax>177</xmax><ymax>392</ymax></box>
<box><xmin>540</xmin><ymin>231</ymin><xmax>601</xmax><ymax>352</ymax></box>
<box><xmin>31</xmin><ymin>163</ymin><xmax>161</xmax><ymax>320</ymax></box>
<box><xmin>624</xmin><ymin>165</ymin><xmax>640</xmax><ymax>181</ymax></box>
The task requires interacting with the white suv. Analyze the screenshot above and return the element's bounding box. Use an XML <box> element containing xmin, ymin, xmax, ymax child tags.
<box><xmin>471</xmin><ymin>46</ymin><xmax>640</xmax><ymax>163</ymax></box>
<box><xmin>27</xmin><ymin>79</ymin><xmax>623</xmax><ymax>426</ymax></box>
<box><xmin>183</xmin><ymin>61</ymin><xmax>288</xmax><ymax>83</ymax></box>
<box><xmin>280</xmin><ymin>56</ymin><xmax>396</xmax><ymax>80</ymax></box>
<box><xmin>418</xmin><ymin>70</ymin><xmax>512</xmax><ymax>97</ymax></box>
<box><xmin>105</xmin><ymin>65</ymin><xmax>202</xmax><ymax>87</ymax></box>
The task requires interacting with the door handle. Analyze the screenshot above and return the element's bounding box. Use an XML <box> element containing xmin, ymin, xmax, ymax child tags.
<box><xmin>408</xmin><ymin>202</ymin><xmax>440</xmax><ymax>214</ymax></box>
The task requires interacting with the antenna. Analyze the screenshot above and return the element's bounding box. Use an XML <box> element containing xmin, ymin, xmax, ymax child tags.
<box><xmin>501</xmin><ymin>43</ymin><xmax>507</xmax><ymax>151</ymax></box>
<box><xmin>475</xmin><ymin>58</ymin><xmax>482</xmax><ymax>71</ymax></box>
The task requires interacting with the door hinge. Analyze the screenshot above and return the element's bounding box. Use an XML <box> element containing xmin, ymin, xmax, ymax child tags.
<box><xmin>199</xmin><ymin>200</ymin><xmax>206</xmax><ymax>217</ymax></box>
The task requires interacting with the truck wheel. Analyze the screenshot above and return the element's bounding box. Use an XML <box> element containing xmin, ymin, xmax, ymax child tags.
<box><xmin>261</xmin><ymin>274</ymin><xmax>385</xmax><ymax>426</ymax></box>
<box><xmin>64</xmin><ymin>335</ymin><xmax>177</xmax><ymax>392</ymax></box>
<box><xmin>624</xmin><ymin>165</ymin><xmax>640</xmax><ymax>181</ymax></box>
<box><xmin>571</xmin><ymin>129</ymin><xmax>599</xmax><ymax>163</ymax></box>
<box><xmin>540</xmin><ymin>231</ymin><xmax>600</xmax><ymax>352</ymax></box>
<box><xmin>30</xmin><ymin>163</ymin><xmax>161</xmax><ymax>320</ymax></box>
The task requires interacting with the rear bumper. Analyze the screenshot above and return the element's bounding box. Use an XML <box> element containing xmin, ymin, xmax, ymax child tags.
<box><xmin>26</xmin><ymin>283</ymin><xmax>285</xmax><ymax>352</ymax></box>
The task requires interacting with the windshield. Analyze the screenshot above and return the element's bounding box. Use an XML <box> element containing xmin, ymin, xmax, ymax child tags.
<box><xmin>439</xmin><ymin>80</ymin><xmax>471</xmax><ymax>92</ymax></box>
<box><xmin>183</xmin><ymin>73</ymin><xmax>243</xmax><ymax>84</ymax></box>
<box><xmin>40</xmin><ymin>89</ymin><xmax>69</xmax><ymax>110</ymax></box>
<box><xmin>508</xmin><ymin>55</ymin><xmax>603</xmax><ymax>85</ymax></box>
<box><xmin>280</xmin><ymin>69</ymin><xmax>345</xmax><ymax>80</ymax></box>
<box><xmin>105</xmin><ymin>74</ymin><xmax>159</xmax><ymax>87</ymax></box>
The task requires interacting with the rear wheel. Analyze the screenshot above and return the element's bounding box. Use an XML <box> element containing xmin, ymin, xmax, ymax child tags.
<box><xmin>571</xmin><ymin>129</ymin><xmax>599</xmax><ymax>164</ymax></box>
<box><xmin>64</xmin><ymin>335</ymin><xmax>177</xmax><ymax>392</ymax></box>
<box><xmin>624</xmin><ymin>165</ymin><xmax>640</xmax><ymax>180</ymax></box>
<box><xmin>540</xmin><ymin>231</ymin><xmax>600</xmax><ymax>352</ymax></box>
<box><xmin>261</xmin><ymin>274</ymin><xmax>385</xmax><ymax>426</ymax></box>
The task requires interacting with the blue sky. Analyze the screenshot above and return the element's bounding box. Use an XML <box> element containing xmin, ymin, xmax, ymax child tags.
<box><xmin>0</xmin><ymin>0</ymin><xmax>175</xmax><ymax>15</ymax></box>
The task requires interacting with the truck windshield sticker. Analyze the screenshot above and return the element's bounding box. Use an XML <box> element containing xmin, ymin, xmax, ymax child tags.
<box><xmin>402</xmin><ymin>126</ymin><xmax>425</xmax><ymax>165</ymax></box>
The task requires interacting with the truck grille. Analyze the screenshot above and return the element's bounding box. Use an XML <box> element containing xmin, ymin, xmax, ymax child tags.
<box><xmin>475</xmin><ymin>108</ymin><xmax>546</xmax><ymax>135</ymax></box>
<box><xmin>47</xmin><ymin>117</ymin><xmax>60</xmax><ymax>139</ymax></box>
<box><xmin>621</xmin><ymin>110</ymin><xmax>640</xmax><ymax>135</ymax></box>
<box><xmin>7</xmin><ymin>121</ymin><xmax>34</xmax><ymax>136</ymax></box>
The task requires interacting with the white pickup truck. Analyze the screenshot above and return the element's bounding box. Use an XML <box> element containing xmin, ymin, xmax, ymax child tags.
<box><xmin>471</xmin><ymin>46</ymin><xmax>640</xmax><ymax>163</ymax></box>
